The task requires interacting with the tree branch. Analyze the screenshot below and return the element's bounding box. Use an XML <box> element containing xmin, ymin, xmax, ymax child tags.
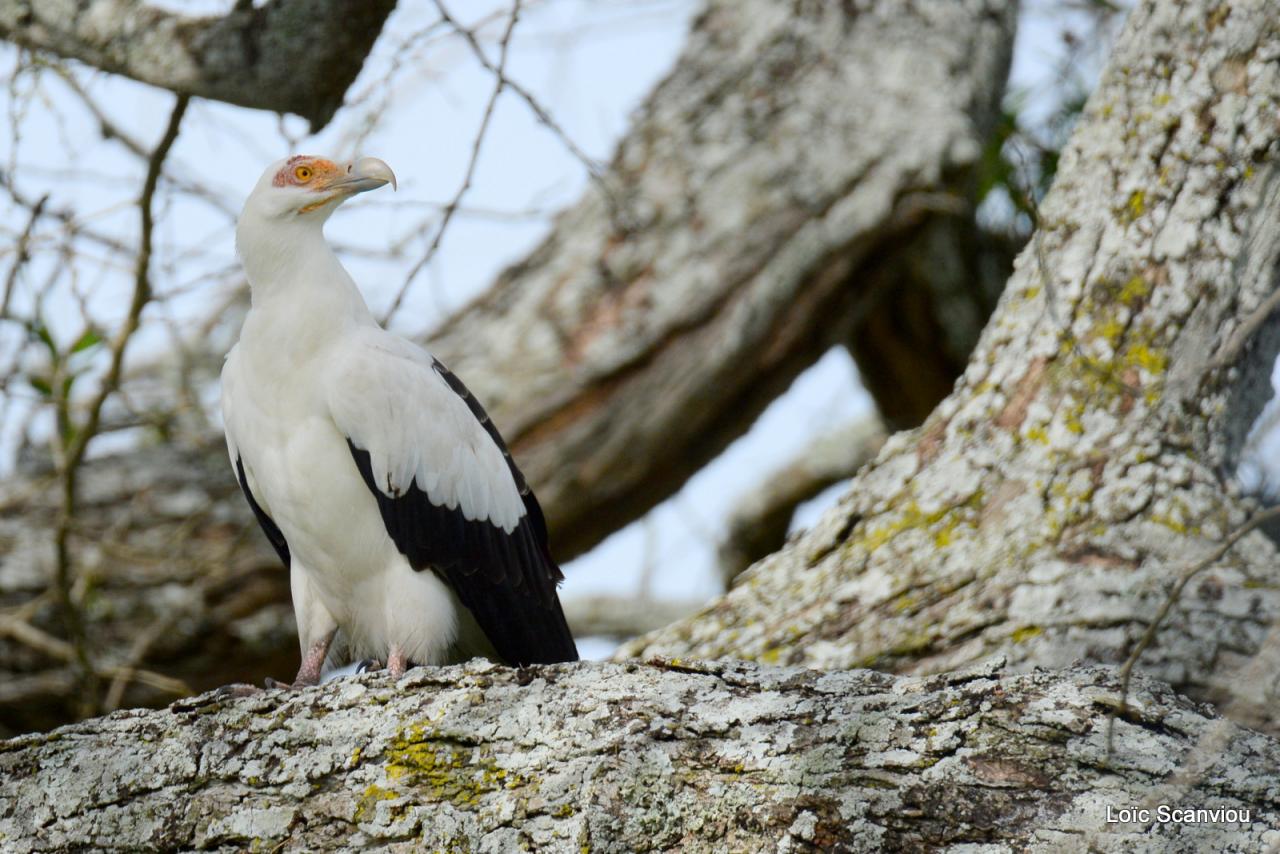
<box><xmin>0</xmin><ymin>0</ymin><xmax>397</xmax><ymax>129</ymax></box>
<box><xmin>426</xmin><ymin>0</ymin><xmax>1016</xmax><ymax>558</ymax></box>
<box><xmin>0</xmin><ymin>0</ymin><xmax>1017</xmax><ymax>732</ymax></box>
<box><xmin>624</xmin><ymin>0</ymin><xmax>1280</xmax><ymax>733</ymax></box>
<box><xmin>1</xmin><ymin>660</ymin><xmax>1276</xmax><ymax>850</ymax></box>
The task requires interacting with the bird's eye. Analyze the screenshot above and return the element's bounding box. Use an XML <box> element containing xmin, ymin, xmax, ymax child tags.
<box><xmin>294</xmin><ymin>165</ymin><xmax>313</xmax><ymax>182</ymax></box>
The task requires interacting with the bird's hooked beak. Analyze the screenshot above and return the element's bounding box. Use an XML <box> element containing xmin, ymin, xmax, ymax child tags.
<box><xmin>327</xmin><ymin>157</ymin><xmax>398</xmax><ymax>195</ymax></box>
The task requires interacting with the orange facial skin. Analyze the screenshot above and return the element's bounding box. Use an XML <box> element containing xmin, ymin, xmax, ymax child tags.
<box><xmin>272</xmin><ymin>155</ymin><xmax>343</xmax><ymax>189</ymax></box>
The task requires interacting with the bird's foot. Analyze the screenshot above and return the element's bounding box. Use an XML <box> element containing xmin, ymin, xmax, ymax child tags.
<box><xmin>214</xmin><ymin>682</ymin><xmax>266</xmax><ymax>698</ymax></box>
<box><xmin>387</xmin><ymin>646</ymin><xmax>410</xmax><ymax>679</ymax></box>
<box><xmin>262</xmin><ymin>670</ymin><xmax>325</xmax><ymax>691</ymax></box>
<box><xmin>262</xmin><ymin>675</ymin><xmax>318</xmax><ymax>690</ymax></box>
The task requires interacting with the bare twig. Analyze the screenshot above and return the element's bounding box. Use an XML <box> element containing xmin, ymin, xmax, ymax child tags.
<box><xmin>1105</xmin><ymin>503</ymin><xmax>1280</xmax><ymax>759</ymax></box>
<box><xmin>430</xmin><ymin>0</ymin><xmax>603</xmax><ymax>184</ymax></box>
<box><xmin>380</xmin><ymin>1</ymin><xmax>523</xmax><ymax>324</ymax></box>
<box><xmin>0</xmin><ymin>190</ymin><xmax>44</xmax><ymax>318</ymax></box>
<box><xmin>0</xmin><ymin>171</ymin><xmax>134</xmax><ymax>257</ymax></box>
<box><xmin>50</xmin><ymin>94</ymin><xmax>189</xmax><ymax>719</ymax></box>
<box><xmin>103</xmin><ymin>611</ymin><xmax>184</xmax><ymax>711</ymax></box>
<box><xmin>56</xmin><ymin>71</ymin><xmax>237</xmax><ymax>221</ymax></box>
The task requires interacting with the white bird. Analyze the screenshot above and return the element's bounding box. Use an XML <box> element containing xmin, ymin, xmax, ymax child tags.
<box><xmin>222</xmin><ymin>155</ymin><xmax>578</xmax><ymax>686</ymax></box>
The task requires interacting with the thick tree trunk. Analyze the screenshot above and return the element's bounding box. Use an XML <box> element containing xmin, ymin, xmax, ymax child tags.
<box><xmin>2</xmin><ymin>659</ymin><xmax>1275</xmax><ymax>852</ymax></box>
<box><xmin>0</xmin><ymin>0</ymin><xmax>1016</xmax><ymax>734</ymax></box>
<box><xmin>625</xmin><ymin>0</ymin><xmax>1280</xmax><ymax>731</ymax></box>
<box><xmin>0</xmin><ymin>0</ymin><xmax>396</xmax><ymax>129</ymax></box>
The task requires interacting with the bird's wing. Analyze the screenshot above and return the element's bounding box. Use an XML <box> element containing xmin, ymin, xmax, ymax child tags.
<box><xmin>327</xmin><ymin>328</ymin><xmax>577</xmax><ymax>665</ymax></box>
<box><xmin>222</xmin><ymin>350</ymin><xmax>291</xmax><ymax>568</ymax></box>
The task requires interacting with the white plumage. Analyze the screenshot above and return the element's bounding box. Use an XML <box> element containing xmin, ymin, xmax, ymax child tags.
<box><xmin>327</xmin><ymin>329</ymin><xmax>524</xmax><ymax>532</ymax></box>
<box><xmin>222</xmin><ymin>156</ymin><xmax>576</xmax><ymax>685</ymax></box>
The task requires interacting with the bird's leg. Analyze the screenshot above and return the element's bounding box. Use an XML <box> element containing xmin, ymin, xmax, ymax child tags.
<box><xmin>292</xmin><ymin>628</ymin><xmax>338</xmax><ymax>687</ymax></box>
<box><xmin>264</xmin><ymin>628</ymin><xmax>338</xmax><ymax>689</ymax></box>
<box><xmin>387</xmin><ymin>644</ymin><xmax>410</xmax><ymax>679</ymax></box>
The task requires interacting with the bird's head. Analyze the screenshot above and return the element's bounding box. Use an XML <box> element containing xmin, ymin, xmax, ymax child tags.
<box><xmin>240</xmin><ymin>155</ymin><xmax>397</xmax><ymax>224</ymax></box>
<box><xmin>236</xmin><ymin>155</ymin><xmax>396</xmax><ymax>287</ymax></box>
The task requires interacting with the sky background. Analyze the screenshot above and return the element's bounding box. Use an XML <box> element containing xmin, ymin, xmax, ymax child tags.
<box><xmin>0</xmin><ymin>0</ymin><xmax>1122</xmax><ymax>660</ymax></box>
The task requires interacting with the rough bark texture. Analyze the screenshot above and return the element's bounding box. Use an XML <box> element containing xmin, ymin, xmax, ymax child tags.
<box><xmin>2</xmin><ymin>658</ymin><xmax>1277</xmax><ymax>852</ymax></box>
<box><xmin>0</xmin><ymin>0</ymin><xmax>1016</xmax><ymax>735</ymax></box>
<box><xmin>625</xmin><ymin>0</ymin><xmax>1280</xmax><ymax>731</ymax></box>
<box><xmin>428</xmin><ymin>0</ymin><xmax>1016</xmax><ymax>559</ymax></box>
<box><xmin>0</xmin><ymin>0</ymin><xmax>397</xmax><ymax>128</ymax></box>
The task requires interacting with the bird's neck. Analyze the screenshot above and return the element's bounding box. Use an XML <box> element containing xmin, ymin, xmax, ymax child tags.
<box><xmin>237</xmin><ymin>218</ymin><xmax>376</xmax><ymax>330</ymax></box>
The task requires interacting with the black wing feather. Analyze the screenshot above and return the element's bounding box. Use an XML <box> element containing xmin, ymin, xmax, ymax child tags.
<box><xmin>235</xmin><ymin>456</ymin><xmax>290</xmax><ymax>568</ymax></box>
<box><xmin>347</xmin><ymin>359</ymin><xmax>578</xmax><ymax>666</ymax></box>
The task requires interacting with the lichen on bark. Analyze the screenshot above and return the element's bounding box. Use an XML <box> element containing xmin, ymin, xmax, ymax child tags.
<box><xmin>2</xmin><ymin>659</ymin><xmax>1278</xmax><ymax>852</ymax></box>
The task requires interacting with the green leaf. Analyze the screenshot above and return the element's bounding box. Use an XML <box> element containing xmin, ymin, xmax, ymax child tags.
<box><xmin>31</xmin><ymin>323</ymin><xmax>55</xmax><ymax>355</ymax></box>
<box><xmin>71</xmin><ymin>329</ymin><xmax>102</xmax><ymax>353</ymax></box>
<box><xmin>27</xmin><ymin>376</ymin><xmax>51</xmax><ymax>397</ymax></box>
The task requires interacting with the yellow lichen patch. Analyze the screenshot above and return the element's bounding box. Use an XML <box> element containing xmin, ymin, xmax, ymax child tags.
<box><xmin>1125</xmin><ymin>342</ymin><xmax>1167</xmax><ymax>374</ymax></box>
<box><xmin>1119</xmin><ymin>274</ymin><xmax>1152</xmax><ymax>306</ymax></box>
<box><xmin>383</xmin><ymin>722</ymin><xmax>530</xmax><ymax>807</ymax></box>
<box><xmin>354</xmin><ymin>784</ymin><xmax>398</xmax><ymax>822</ymax></box>
<box><xmin>1148</xmin><ymin>512</ymin><xmax>1199</xmax><ymax>537</ymax></box>
<box><xmin>1023</xmin><ymin>425</ymin><xmax>1050</xmax><ymax>444</ymax></box>
<box><xmin>1057</xmin><ymin>319</ymin><xmax>1168</xmax><ymax>408</ymax></box>
<box><xmin>1123</xmin><ymin>190</ymin><xmax>1146</xmax><ymax>222</ymax></box>
<box><xmin>892</xmin><ymin>592</ymin><xmax>919</xmax><ymax>612</ymax></box>
<box><xmin>1011</xmin><ymin>625</ymin><xmax>1043</xmax><ymax>643</ymax></box>
<box><xmin>855</xmin><ymin>493</ymin><xmax>985</xmax><ymax>555</ymax></box>
<box><xmin>1094</xmin><ymin>318</ymin><xmax>1125</xmax><ymax>347</ymax></box>
<box><xmin>888</xmin><ymin>632</ymin><xmax>935</xmax><ymax>658</ymax></box>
